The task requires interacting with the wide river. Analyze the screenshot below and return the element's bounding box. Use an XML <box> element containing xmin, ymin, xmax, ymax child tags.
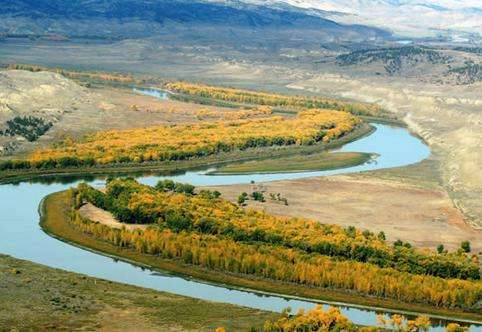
<box><xmin>0</xmin><ymin>123</ymin><xmax>480</xmax><ymax>330</ymax></box>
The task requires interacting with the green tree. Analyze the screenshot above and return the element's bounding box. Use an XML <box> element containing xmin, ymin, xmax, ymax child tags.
<box><xmin>461</xmin><ymin>241</ymin><xmax>471</xmax><ymax>253</ymax></box>
<box><xmin>251</xmin><ymin>191</ymin><xmax>265</xmax><ymax>202</ymax></box>
<box><xmin>238</xmin><ymin>192</ymin><xmax>248</xmax><ymax>205</ymax></box>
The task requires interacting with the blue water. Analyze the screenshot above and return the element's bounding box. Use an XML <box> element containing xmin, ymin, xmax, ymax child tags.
<box><xmin>0</xmin><ymin>123</ymin><xmax>479</xmax><ymax>330</ymax></box>
<box><xmin>133</xmin><ymin>87</ymin><xmax>169</xmax><ymax>100</ymax></box>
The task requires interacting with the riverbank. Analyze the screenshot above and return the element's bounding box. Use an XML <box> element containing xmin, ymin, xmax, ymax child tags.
<box><xmin>0</xmin><ymin>122</ymin><xmax>374</xmax><ymax>184</ymax></box>
<box><xmin>0</xmin><ymin>254</ymin><xmax>275</xmax><ymax>331</ymax></box>
<box><xmin>41</xmin><ymin>190</ymin><xmax>482</xmax><ymax>323</ymax></box>
<box><xmin>210</xmin><ymin>152</ymin><xmax>372</xmax><ymax>175</ymax></box>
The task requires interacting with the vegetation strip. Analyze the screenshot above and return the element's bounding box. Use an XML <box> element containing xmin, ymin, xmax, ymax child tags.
<box><xmin>48</xmin><ymin>179</ymin><xmax>482</xmax><ymax>315</ymax></box>
<box><xmin>210</xmin><ymin>152</ymin><xmax>373</xmax><ymax>174</ymax></box>
<box><xmin>165</xmin><ymin>82</ymin><xmax>392</xmax><ymax>118</ymax></box>
<box><xmin>41</xmin><ymin>191</ymin><xmax>482</xmax><ymax>323</ymax></box>
<box><xmin>0</xmin><ymin>122</ymin><xmax>373</xmax><ymax>184</ymax></box>
<box><xmin>1</xmin><ymin>110</ymin><xmax>361</xmax><ymax>171</ymax></box>
<box><xmin>75</xmin><ymin>178</ymin><xmax>481</xmax><ymax>281</ymax></box>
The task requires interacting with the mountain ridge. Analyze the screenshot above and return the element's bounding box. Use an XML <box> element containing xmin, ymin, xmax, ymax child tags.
<box><xmin>225</xmin><ymin>0</ymin><xmax>482</xmax><ymax>40</ymax></box>
<box><xmin>0</xmin><ymin>0</ymin><xmax>390</xmax><ymax>41</ymax></box>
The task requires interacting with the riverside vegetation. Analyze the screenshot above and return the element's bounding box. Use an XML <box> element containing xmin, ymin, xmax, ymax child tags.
<box><xmin>260</xmin><ymin>305</ymin><xmax>470</xmax><ymax>332</ymax></box>
<box><xmin>64</xmin><ymin>178</ymin><xmax>481</xmax><ymax>312</ymax></box>
<box><xmin>165</xmin><ymin>82</ymin><xmax>389</xmax><ymax>118</ymax></box>
<box><xmin>0</xmin><ymin>110</ymin><xmax>360</xmax><ymax>171</ymax></box>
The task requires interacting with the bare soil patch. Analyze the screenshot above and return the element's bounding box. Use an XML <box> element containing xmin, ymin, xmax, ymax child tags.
<box><xmin>79</xmin><ymin>203</ymin><xmax>147</xmax><ymax>231</ymax></box>
<box><xmin>206</xmin><ymin>170</ymin><xmax>482</xmax><ymax>256</ymax></box>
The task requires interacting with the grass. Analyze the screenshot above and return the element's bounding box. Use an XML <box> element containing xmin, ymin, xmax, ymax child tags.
<box><xmin>41</xmin><ymin>191</ymin><xmax>482</xmax><ymax>323</ymax></box>
<box><xmin>0</xmin><ymin>255</ymin><xmax>275</xmax><ymax>331</ymax></box>
<box><xmin>211</xmin><ymin>152</ymin><xmax>372</xmax><ymax>174</ymax></box>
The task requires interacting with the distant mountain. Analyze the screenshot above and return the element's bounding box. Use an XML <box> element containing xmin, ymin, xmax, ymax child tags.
<box><xmin>0</xmin><ymin>0</ymin><xmax>390</xmax><ymax>42</ymax></box>
<box><xmin>230</xmin><ymin>0</ymin><xmax>482</xmax><ymax>40</ymax></box>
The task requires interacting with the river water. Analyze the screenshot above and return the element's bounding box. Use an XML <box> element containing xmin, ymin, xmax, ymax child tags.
<box><xmin>0</xmin><ymin>123</ymin><xmax>480</xmax><ymax>330</ymax></box>
<box><xmin>133</xmin><ymin>87</ymin><xmax>169</xmax><ymax>100</ymax></box>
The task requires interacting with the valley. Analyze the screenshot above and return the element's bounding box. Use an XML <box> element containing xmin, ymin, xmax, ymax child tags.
<box><xmin>0</xmin><ymin>1</ymin><xmax>481</xmax><ymax>331</ymax></box>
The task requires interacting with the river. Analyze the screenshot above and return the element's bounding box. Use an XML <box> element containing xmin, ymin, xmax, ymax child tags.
<box><xmin>0</xmin><ymin>123</ymin><xmax>480</xmax><ymax>330</ymax></box>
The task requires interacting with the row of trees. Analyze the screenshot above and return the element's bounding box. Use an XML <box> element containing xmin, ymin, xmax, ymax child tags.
<box><xmin>165</xmin><ymin>82</ymin><xmax>386</xmax><ymax>117</ymax></box>
<box><xmin>74</xmin><ymin>179</ymin><xmax>480</xmax><ymax>280</ymax></box>
<box><xmin>0</xmin><ymin>110</ymin><xmax>360</xmax><ymax>172</ymax></box>
<box><xmin>67</xmin><ymin>203</ymin><xmax>482</xmax><ymax>310</ymax></box>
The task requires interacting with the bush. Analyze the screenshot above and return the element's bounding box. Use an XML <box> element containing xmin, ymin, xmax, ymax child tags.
<box><xmin>251</xmin><ymin>191</ymin><xmax>265</xmax><ymax>202</ymax></box>
<box><xmin>75</xmin><ymin>179</ymin><xmax>481</xmax><ymax>281</ymax></box>
<box><xmin>238</xmin><ymin>192</ymin><xmax>248</xmax><ymax>205</ymax></box>
<box><xmin>461</xmin><ymin>241</ymin><xmax>471</xmax><ymax>253</ymax></box>
<box><xmin>156</xmin><ymin>180</ymin><xmax>195</xmax><ymax>195</ymax></box>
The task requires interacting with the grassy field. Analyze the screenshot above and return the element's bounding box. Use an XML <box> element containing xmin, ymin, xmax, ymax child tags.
<box><xmin>211</xmin><ymin>152</ymin><xmax>372</xmax><ymax>174</ymax></box>
<box><xmin>41</xmin><ymin>191</ymin><xmax>482</xmax><ymax>323</ymax></box>
<box><xmin>0</xmin><ymin>254</ymin><xmax>276</xmax><ymax>331</ymax></box>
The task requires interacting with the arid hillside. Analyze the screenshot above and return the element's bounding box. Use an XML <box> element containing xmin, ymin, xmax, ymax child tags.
<box><xmin>0</xmin><ymin>70</ymin><xmax>262</xmax><ymax>158</ymax></box>
<box><xmin>289</xmin><ymin>75</ymin><xmax>482</xmax><ymax>228</ymax></box>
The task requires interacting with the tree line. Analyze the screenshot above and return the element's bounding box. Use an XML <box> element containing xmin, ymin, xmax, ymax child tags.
<box><xmin>73</xmin><ymin>179</ymin><xmax>480</xmax><ymax>281</ymax></box>
<box><xmin>66</xmin><ymin>189</ymin><xmax>482</xmax><ymax>310</ymax></box>
<box><xmin>165</xmin><ymin>82</ymin><xmax>388</xmax><ymax>118</ymax></box>
<box><xmin>0</xmin><ymin>110</ymin><xmax>360</xmax><ymax>171</ymax></box>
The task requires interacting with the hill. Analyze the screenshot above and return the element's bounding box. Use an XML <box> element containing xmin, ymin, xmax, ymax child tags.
<box><xmin>0</xmin><ymin>0</ymin><xmax>389</xmax><ymax>43</ymax></box>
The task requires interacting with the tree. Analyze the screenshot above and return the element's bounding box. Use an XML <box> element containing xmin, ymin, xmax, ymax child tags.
<box><xmin>156</xmin><ymin>179</ymin><xmax>175</xmax><ymax>191</ymax></box>
<box><xmin>251</xmin><ymin>191</ymin><xmax>265</xmax><ymax>202</ymax></box>
<box><xmin>437</xmin><ymin>244</ymin><xmax>445</xmax><ymax>254</ymax></box>
<box><xmin>238</xmin><ymin>192</ymin><xmax>248</xmax><ymax>206</ymax></box>
<box><xmin>377</xmin><ymin>231</ymin><xmax>386</xmax><ymax>241</ymax></box>
<box><xmin>461</xmin><ymin>241</ymin><xmax>471</xmax><ymax>253</ymax></box>
<box><xmin>445</xmin><ymin>323</ymin><xmax>469</xmax><ymax>332</ymax></box>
